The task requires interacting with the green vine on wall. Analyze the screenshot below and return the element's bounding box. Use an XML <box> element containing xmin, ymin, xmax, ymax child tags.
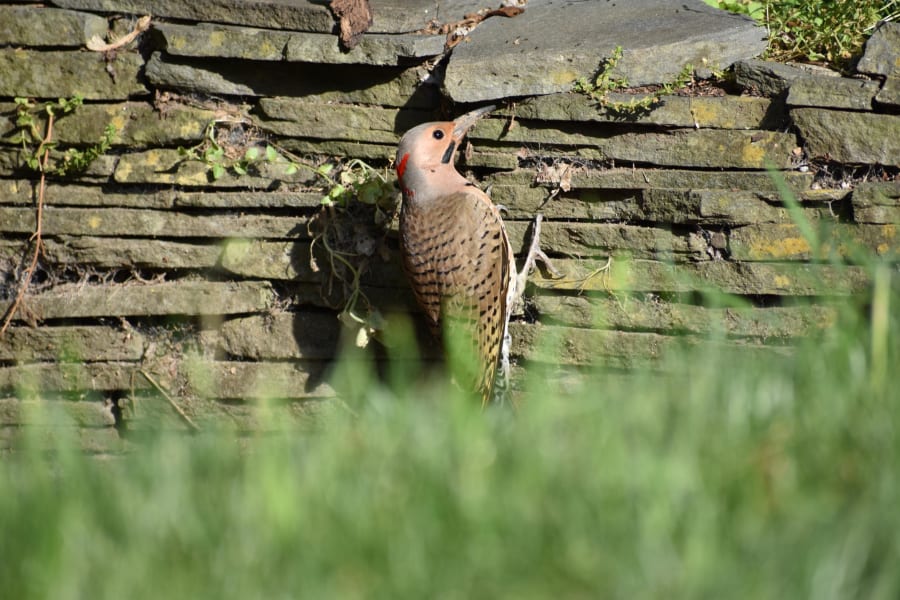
<box><xmin>574</xmin><ymin>46</ymin><xmax>695</xmax><ymax>115</ymax></box>
<box><xmin>1</xmin><ymin>96</ymin><xmax>118</xmax><ymax>335</ymax></box>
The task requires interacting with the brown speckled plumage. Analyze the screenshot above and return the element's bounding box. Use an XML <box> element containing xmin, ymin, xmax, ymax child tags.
<box><xmin>395</xmin><ymin>106</ymin><xmax>511</xmax><ymax>403</ymax></box>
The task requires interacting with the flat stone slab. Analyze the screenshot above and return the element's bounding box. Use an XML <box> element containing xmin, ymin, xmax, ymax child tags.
<box><xmin>733</xmin><ymin>59</ymin><xmax>811</xmax><ymax>96</ymax></box>
<box><xmin>729</xmin><ymin>223</ymin><xmax>899</xmax><ymax>261</ymax></box>
<box><xmin>0</xmin><ymin>425</ymin><xmax>125</xmax><ymax>453</ymax></box>
<box><xmin>497</xmin><ymin>93</ymin><xmax>779</xmax><ymax>130</ymax></box>
<box><xmin>218</xmin><ymin>313</ymin><xmax>340</xmax><ymax>360</ymax></box>
<box><xmin>0</xmin><ymin>149</ymin><xmax>116</xmax><ymax>181</ymax></box>
<box><xmin>875</xmin><ymin>77</ymin><xmax>900</xmax><ymax>109</ymax></box>
<box><xmin>114</xmin><ymin>149</ymin><xmax>316</xmax><ymax>188</ymax></box>
<box><xmin>0</xmin><ymin>281</ymin><xmax>275</xmax><ymax>321</ymax></box>
<box><xmin>0</xmin><ymin>362</ymin><xmax>145</xmax><ymax>393</ymax></box>
<box><xmin>1</xmin><ymin>206</ymin><xmax>311</xmax><ymax>238</ymax></box>
<box><xmin>0</xmin><ymin>6</ymin><xmax>108</xmax><ymax>47</ymax></box>
<box><xmin>486</xmin><ymin>167</ymin><xmax>813</xmax><ymax>194</ymax></box>
<box><xmin>50</xmin><ymin>0</ymin><xmax>489</xmax><ymax>34</ymax></box>
<box><xmin>533</xmin><ymin>295</ymin><xmax>837</xmax><ymax>339</ymax></box>
<box><xmin>50</xmin><ymin>0</ymin><xmax>335</xmax><ymax>33</ymax></box>
<box><xmin>0</xmin><ymin>49</ymin><xmax>147</xmax><ymax>100</ymax></box>
<box><xmin>510</xmin><ymin>322</ymin><xmax>789</xmax><ymax>368</ymax></box>
<box><xmin>469</xmin><ymin>120</ymin><xmax>797</xmax><ymax>169</ymax></box>
<box><xmin>0</xmin><ymin>325</ymin><xmax>145</xmax><ymax>362</ymax></box>
<box><xmin>857</xmin><ymin>21</ymin><xmax>900</xmax><ymax>77</ymax></box>
<box><xmin>787</xmin><ymin>75</ymin><xmax>879</xmax><ymax>110</ymax></box>
<box><xmin>257</xmin><ymin>99</ymin><xmax>433</xmax><ymax>144</ymax></box>
<box><xmin>145</xmin><ymin>52</ymin><xmax>437</xmax><ymax>107</ymax></box>
<box><xmin>0</xmin><ymin>398</ymin><xmax>116</xmax><ymax>427</ymax></box>
<box><xmin>531</xmin><ymin>258</ymin><xmax>871</xmax><ymax>296</ymax></box>
<box><xmin>852</xmin><ymin>182</ymin><xmax>900</xmax><ymax>224</ymax></box>
<box><xmin>153</xmin><ymin>22</ymin><xmax>445</xmax><ymax>66</ymax></box>
<box><xmin>444</xmin><ymin>0</ymin><xmax>766</xmax><ymax>103</ymax></box>
<box><xmin>792</xmin><ymin>108</ymin><xmax>900</xmax><ymax>165</ymax></box>
<box><xmin>0</xmin><ymin>102</ymin><xmax>214</xmax><ymax>148</ymax></box>
<box><xmin>4</xmin><ymin>237</ymin><xmax>221</xmax><ymax>270</ymax></box>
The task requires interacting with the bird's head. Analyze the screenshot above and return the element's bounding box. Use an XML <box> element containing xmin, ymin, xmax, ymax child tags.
<box><xmin>395</xmin><ymin>105</ymin><xmax>494</xmax><ymax>199</ymax></box>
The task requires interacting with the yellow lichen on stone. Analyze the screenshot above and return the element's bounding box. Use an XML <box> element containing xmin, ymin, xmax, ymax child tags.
<box><xmin>774</xmin><ymin>275</ymin><xmax>791</xmax><ymax>288</ymax></box>
<box><xmin>740</xmin><ymin>139</ymin><xmax>766</xmax><ymax>168</ymax></box>
<box><xmin>88</xmin><ymin>215</ymin><xmax>102</xmax><ymax>229</ymax></box>
<box><xmin>551</xmin><ymin>70</ymin><xmax>579</xmax><ymax>85</ymax></box>
<box><xmin>208</xmin><ymin>31</ymin><xmax>225</xmax><ymax>48</ymax></box>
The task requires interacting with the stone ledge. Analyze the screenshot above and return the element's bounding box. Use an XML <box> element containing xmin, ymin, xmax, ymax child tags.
<box><xmin>787</xmin><ymin>75</ymin><xmax>879</xmax><ymax>110</ymax></box>
<box><xmin>0</xmin><ymin>281</ymin><xmax>276</xmax><ymax>321</ymax></box>
<box><xmin>0</xmin><ymin>206</ymin><xmax>313</xmax><ymax>238</ymax></box>
<box><xmin>0</xmin><ymin>398</ymin><xmax>116</xmax><ymax>427</ymax></box>
<box><xmin>533</xmin><ymin>295</ymin><xmax>837</xmax><ymax>339</ymax></box>
<box><xmin>792</xmin><ymin>108</ymin><xmax>900</xmax><ymax>165</ymax></box>
<box><xmin>532</xmin><ymin>258</ymin><xmax>871</xmax><ymax>296</ymax></box>
<box><xmin>497</xmin><ymin>93</ymin><xmax>778</xmax><ymax>130</ymax></box>
<box><xmin>0</xmin><ymin>49</ymin><xmax>147</xmax><ymax>99</ymax></box>
<box><xmin>728</xmin><ymin>223</ymin><xmax>898</xmax><ymax>261</ymax></box>
<box><xmin>0</xmin><ymin>6</ymin><xmax>107</xmax><ymax>47</ymax></box>
<box><xmin>0</xmin><ymin>325</ymin><xmax>145</xmax><ymax>362</ymax></box>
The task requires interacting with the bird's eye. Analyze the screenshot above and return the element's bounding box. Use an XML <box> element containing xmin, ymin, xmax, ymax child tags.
<box><xmin>432</xmin><ymin>130</ymin><xmax>444</xmax><ymax>140</ymax></box>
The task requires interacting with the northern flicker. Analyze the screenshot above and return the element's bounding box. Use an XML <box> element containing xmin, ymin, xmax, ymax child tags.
<box><xmin>395</xmin><ymin>106</ymin><xmax>515</xmax><ymax>404</ymax></box>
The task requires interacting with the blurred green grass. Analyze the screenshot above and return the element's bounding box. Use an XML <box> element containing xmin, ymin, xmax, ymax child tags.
<box><xmin>2</xmin><ymin>266</ymin><xmax>899</xmax><ymax>599</ymax></box>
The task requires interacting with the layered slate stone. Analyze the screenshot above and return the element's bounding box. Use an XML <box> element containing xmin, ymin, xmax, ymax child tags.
<box><xmin>0</xmin><ymin>49</ymin><xmax>147</xmax><ymax>99</ymax></box>
<box><xmin>792</xmin><ymin>109</ymin><xmax>900</xmax><ymax>165</ymax></box>
<box><xmin>145</xmin><ymin>53</ymin><xmax>438</xmax><ymax>106</ymax></box>
<box><xmin>787</xmin><ymin>75</ymin><xmax>879</xmax><ymax>110</ymax></box>
<box><xmin>857</xmin><ymin>21</ymin><xmax>900</xmax><ymax>109</ymax></box>
<box><xmin>50</xmin><ymin>0</ymin><xmax>489</xmax><ymax>34</ymax></box>
<box><xmin>733</xmin><ymin>59</ymin><xmax>811</xmax><ymax>96</ymax></box>
<box><xmin>153</xmin><ymin>22</ymin><xmax>445</xmax><ymax>66</ymax></box>
<box><xmin>444</xmin><ymin>0</ymin><xmax>766</xmax><ymax>103</ymax></box>
<box><xmin>0</xmin><ymin>6</ymin><xmax>108</xmax><ymax>47</ymax></box>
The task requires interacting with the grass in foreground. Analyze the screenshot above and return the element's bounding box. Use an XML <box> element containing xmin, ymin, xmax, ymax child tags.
<box><xmin>1</xmin><ymin>271</ymin><xmax>899</xmax><ymax>599</ymax></box>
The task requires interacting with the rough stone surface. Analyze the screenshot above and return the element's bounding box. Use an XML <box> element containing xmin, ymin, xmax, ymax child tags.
<box><xmin>0</xmin><ymin>426</ymin><xmax>124</xmax><ymax>453</ymax></box>
<box><xmin>145</xmin><ymin>53</ymin><xmax>438</xmax><ymax>106</ymax></box>
<box><xmin>0</xmin><ymin>206</ymin><xmax>311</xmax><ymax>239</ymax></box>
<box><xmin>0</xmin><ymin>281</ymin><xmax>275</xmax><ymax>321</ymax></box>
<box><xmin>0</xmin><ymin>325</ymin><xmax>145</xmax><ymax>362</ymax></box>
<box><xmin>0</xmin><ymin>398</ymin><xmax>116</xmax><ymax>427</ymax></box>
<box><xmin>533</xmin><ymin>295</ymin><xmax>837</xmax><ymax>339</ymax></box>
<box><xmin>469</xmin><ymin>121</ymin><xmax>797</xmax><ymax>169</ymax></box>
<box><xmin>0</xmin><ymin>102</ymin><xmax>215</xmax><ymax>147</ymax></box>
<box><xmin>875</xmin><ymin>77</ymin><xmax>900</xmax><ymax>109</ymax></box>
<box><xmin>733</xmin><ymin>59</ymin><xmax>811</xmax><ymax>96</ymax></box>
<box><xmin>0</xmin><ymin>362</ymin><xmax>145</xmax><ymax>393</ymax></box>
<box><xmin>852</xmin><ymin>182</ymin><xmax>900</xmax><ymax>224</ymax></box>
<box><xmin>786</xmin><ymin>75</ymin><xmax>879</xmax><ymax>110</ymax></box>
<box><xmin>0</xmin><ymin>149</ymin><xmax>117</xmax><ymax>180</ymax></box>
<box><xmin>729</xmin><ymin>223</ymin><xmax>898</xmax><ymax>261</ymax></box>
<box><xmin>531</xmin><ymin>258</ymin><xmax>871</xmax><ymax>296</ymax></box>
<box><xmin>444</xmin><ymin>0</ymin><xmax>766</xmax><ymax>103</ymax></box>
<box><xmin>257</xmin><ymin>100</ymin><xmax>433</xmax><ymax>144</ymax></box>
<box><xmin>497</xmin><ymin>93</ymin><xmax>779</xmax><ymax>130</ymax></box>
<box><xmin>792</xmin><ymin>108</ymin><xmax>900</xmax><ymax>165</ymax></box>
<box><xmin>219</xmin><ymin>313</ymin><xmax>340</xmax><ymax>360</ymax></box>
<box><xmin>0</xmin><ymin>49</ymin><xmax>147</xmax><ymax>99</ymax></box>
<box><xmin>29</xmin><ymin>237</ymin><xmax>222</xmax><ymax>270</ymax></box>
<box><xmin>49</xmin><ymin>0</ymin><xmax>335</xmax><ymax>32</ymax></box>
<box><xmin>487</xmin><ymin>168</ymin><xmax>813</xmax><ymax>194</ymax></box>
<box><xmin>181</xmin><ymin>361</ymin><xmax>335</xmax><ymax>399</ymax></box>
<box><xmin>285</xmin><ymin>31</ymin><xmax>445</xmax><ymax>65</ymax></box>
<box><xmin>0</xmin><ymin>6</ymin><xmax>108</xmax><ymax>47</ymax></box>
<box><xmin>113</xmin><ymin>149</ymin><xmax>316</xmax><ymax>188</ymax></box>
<box><xmin>857</xmin><ymin>21</ymin><xmax>900</xmax><ymax>77</ymax></box>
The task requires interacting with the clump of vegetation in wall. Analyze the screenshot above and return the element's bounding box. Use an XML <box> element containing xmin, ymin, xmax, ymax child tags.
<box><xmin>574</xmin><ymin>46</ymin><xmax>694</xmax><ymax>116</ymax></box>
<box><xmin>11</xmin><ymin>96</ymin><xmax>116</xmax><ymax>177</ymax></box>
<box><xmin>704</xmin><ymin>0</ymin><xmax>899</xmax><ymax>68</ymax></box>
<box><xmin>2</xmin><ymin>96</ymin><xmax>117</xmax><ymax>335</ymax></box>
<box><xmin>178</xmin><ymin>118</ymin><xmax>397</xmax><ymax>342</ymax></box>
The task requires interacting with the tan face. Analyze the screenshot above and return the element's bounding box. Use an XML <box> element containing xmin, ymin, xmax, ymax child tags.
<box><xmin>395</xmin><ymin>105</ymin><xmax>495</xmax><ymax>188</ymax></box>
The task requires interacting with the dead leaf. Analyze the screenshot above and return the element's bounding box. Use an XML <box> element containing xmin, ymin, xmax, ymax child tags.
<box><xmin>330</xmin><ymin>0</ymin><xmax>373</xmax><ymax>50</ymax></box>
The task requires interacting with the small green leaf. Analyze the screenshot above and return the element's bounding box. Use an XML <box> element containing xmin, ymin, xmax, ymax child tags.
<box><xmin>285</xmin><ymin>163</ymin><xmax>298</xmax><ymax>176</ymax></box>
<box><xmin>316</xmin><ymin>163</ymin><xmax>334</xmax><ymax>176</ymax></box>
<box><xmin>244</xmin><ymin>147</ymin><xmax>260</xmax><ymax>161</ymax></box>
<box><xmin>211</xmin><ymin>163</ymin><xmax>226</xmax><ymax>180</ymax></box>
<box><xmin>329</xmin><ymin>184</ymin><xmax>346</xmax><ymax>199</ymax></box>
<box><xmin>265</xmin><ymin>145</ymin><xmax>279</xmax><ymax>163</ymax></box>
<box><xmin>233</xmin><ymin>163</ymin><xmax>247</xmax><ymax>176</ymax></box>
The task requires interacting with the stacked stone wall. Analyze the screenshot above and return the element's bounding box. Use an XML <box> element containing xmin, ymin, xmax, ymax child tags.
<box><xmin>1</xmin><ymin>2</ymin><xmax>898</xmax><ymax>451</ymax></box>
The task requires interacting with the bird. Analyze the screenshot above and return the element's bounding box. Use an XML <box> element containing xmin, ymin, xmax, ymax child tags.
<box><xmin>395</xmin><ymin>105</ymin><xmax>515</xmax><ymax>405</ymax></box>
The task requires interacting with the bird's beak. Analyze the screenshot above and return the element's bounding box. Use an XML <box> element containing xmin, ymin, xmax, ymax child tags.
<box><xmin>451</xmin><ymin>105</ymin><xmax>495</xmax><ymax>140</ymax></box>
